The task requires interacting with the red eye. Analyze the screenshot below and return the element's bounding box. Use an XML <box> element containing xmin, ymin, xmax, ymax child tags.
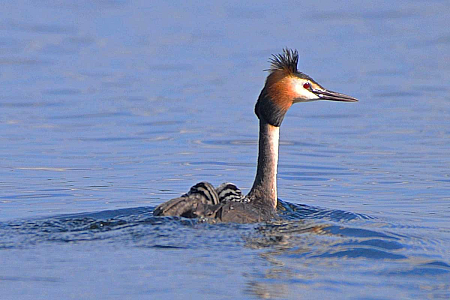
<box><xmin>303</xmin><ymin>82</ymin><xmax>311</xmax><ymax>89</ymax></box>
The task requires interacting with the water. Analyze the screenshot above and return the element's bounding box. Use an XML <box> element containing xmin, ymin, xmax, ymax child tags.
<box><xmin>1</xmin><ymin>0</ymin><xmax>449</xmax><ymax>299</ymax></box>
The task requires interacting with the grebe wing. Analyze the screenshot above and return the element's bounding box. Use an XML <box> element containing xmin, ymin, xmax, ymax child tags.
<box><xmin>153</xmin><ymin>195</ymin><xmax>214</xmax><ymax>218</ymax></box>
<box><xmin>153</xmin><ymin>182</ymin><xmax>219</xmax><ymax>217</ymax></box>
<box><xmin>215</xmin><ymin>201</ymin><xmax>276</xmax><ymax>223</ymax></box>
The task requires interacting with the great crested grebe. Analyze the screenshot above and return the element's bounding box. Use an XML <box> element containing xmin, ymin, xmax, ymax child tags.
<box><xmin>154</xmin><ymin>48</ymin><xmax>358</xmax><ymax>223</ymax></box>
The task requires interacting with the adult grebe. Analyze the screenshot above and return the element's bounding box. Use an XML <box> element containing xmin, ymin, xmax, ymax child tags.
<box><xmin>154</xmin><ymin>49</ymin><xmax>358</xmax><ymax>223</ymax></box>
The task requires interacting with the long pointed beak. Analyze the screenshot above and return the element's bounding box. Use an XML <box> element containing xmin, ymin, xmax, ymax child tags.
<box><xmin>312</xmin><ymin>89</ymin><xmax>358</xmax><ymax>102</ymax></box>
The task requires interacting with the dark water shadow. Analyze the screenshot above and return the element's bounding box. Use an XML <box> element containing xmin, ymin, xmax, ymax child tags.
<box><xmin>277</xmin><ymin>199</ymin><xmax>371</xmax><ymax>222</ymax></box>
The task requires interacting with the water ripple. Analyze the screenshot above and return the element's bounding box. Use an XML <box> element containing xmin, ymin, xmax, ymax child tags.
<box><xmin>1</xmin><ymin>201</ymin><xmax>448</xmax><ymax>298</ymax></box>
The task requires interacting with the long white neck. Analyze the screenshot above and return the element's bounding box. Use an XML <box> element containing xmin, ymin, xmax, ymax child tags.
<box><xmin>248</xmin><ymin>120</ymin><xmax>280</xmax><ymax>208</ymax></box>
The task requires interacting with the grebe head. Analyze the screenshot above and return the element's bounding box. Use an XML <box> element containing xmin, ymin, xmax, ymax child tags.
<box><xmin>255</xmin><ymin>48</ymin><xmax>358</xmax><ymax>127</ymax></box>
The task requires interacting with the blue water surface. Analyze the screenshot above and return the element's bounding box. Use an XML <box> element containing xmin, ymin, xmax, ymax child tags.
<box><xmin>1</xmin><ymin>0</ymin><xmax>449</xmax><ymax>299</ymax></box>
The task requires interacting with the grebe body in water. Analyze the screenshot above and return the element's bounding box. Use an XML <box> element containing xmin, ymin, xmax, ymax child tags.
<box><xmin>154</xmin><ymin>49</ymin><xmax>358</xmax><ymax>223</ymax></box>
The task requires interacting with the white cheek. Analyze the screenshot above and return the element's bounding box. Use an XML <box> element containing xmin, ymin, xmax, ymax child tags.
<box><xmin>293</xmin><ymin>81</ymin><xmax>319</xmax><ymax>102</ymax></box>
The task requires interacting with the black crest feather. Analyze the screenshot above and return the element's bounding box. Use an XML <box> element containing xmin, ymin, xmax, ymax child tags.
<box><xmin>268</xmin><ymin>48</ymin><xmax>298</xmax><ymax>74</ymax></box>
